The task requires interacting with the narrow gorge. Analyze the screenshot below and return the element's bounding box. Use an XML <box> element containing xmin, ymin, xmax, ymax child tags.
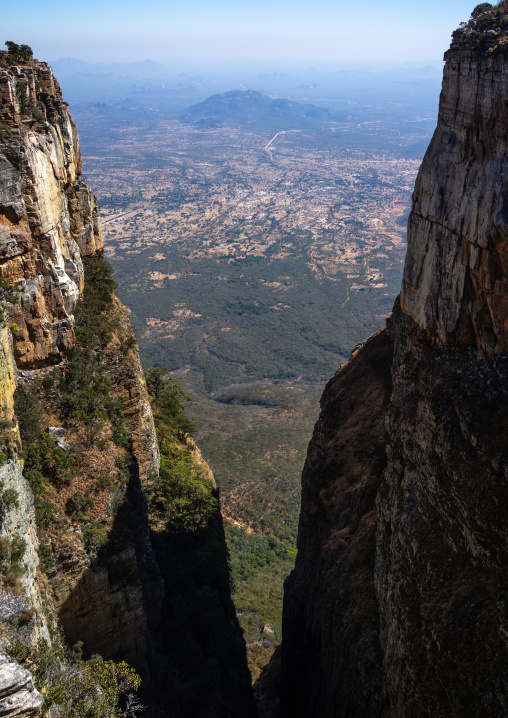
<box><xmin>1</xmin><ymin>2</ymin><xmax>508</xmax><ymax>716</ymax></box>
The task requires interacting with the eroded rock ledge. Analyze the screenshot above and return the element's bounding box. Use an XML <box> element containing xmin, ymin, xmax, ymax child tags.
<box><xmin>0</xmin><ymin>649</ymin><xmax>42</xmax><ymax>718</ymax></box>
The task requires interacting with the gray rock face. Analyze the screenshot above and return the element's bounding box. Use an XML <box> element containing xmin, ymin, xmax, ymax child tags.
<box><xmin>0</xmin><ymin>649</ymin><xmax>43</xmax><ymax>718</ymax></box>
<box><xmin>46</xmin><ymin>427</ymin><xmax>70</xmax><ymax>451</ymax></box>
<box><xmin>0</xmin><ymin>457</ymin><xmax>51</xmax><ymax>647</ymax></box>
<box><xmin>280</xmin><ymin>331</ymin><xmax>392</xmax><ymax>718</ymax></box>
<box><xmin>401</xmin><ymin>44</ymin><xmax>508</xmax><ymax>354</ymax></box>
<box><xmin>374</xmin><ymin>303</ymin><xmax>508</xmax><ymax>717</ymax></box>
<box><xmin>47</xmin><ymin>427</ymin><xmax>65</xmax><ymax>440</ymax></box>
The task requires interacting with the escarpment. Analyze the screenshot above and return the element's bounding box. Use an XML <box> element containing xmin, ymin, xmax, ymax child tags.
<box><xmin>0</xmin><ymin>47</ymin><xmax>255</xmax><ymax>718</ymax></box>
<box><xmin>0</xmin><ymin>56</ymin><xmax>102</xmax><ymax>367</ymax></box>
<box><xmin>402</xmin><ymin>13</ymin><xmax>508</xmax><ymax>354</ymax></box>
<box><xmin>278</xmin><ymin>6</ymin><xmax>508</xmax><ymax>718</ymax></box>
<box><xmin>0</xmin><ymin>48</ymin><xmax>163</xmax><ymax>688</ymax></box>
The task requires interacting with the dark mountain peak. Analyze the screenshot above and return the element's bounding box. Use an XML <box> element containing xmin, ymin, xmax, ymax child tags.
<box><xmin>180</xmin><ymin>88</ymin><xmax>341</xmax><ymax>131</ymax></box>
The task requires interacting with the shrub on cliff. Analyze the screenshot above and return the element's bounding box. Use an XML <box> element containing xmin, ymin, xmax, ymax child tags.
<box><xmin>0</xmin><ymin>533</ymin><xmax>25</xmax><ymax>591</ymax></box>
<box><xmin>66</xmin><ymin>490</ymin><xmax>94</xmax><ymax>516</ymax></box>
<box><xmin>476</xmin><ymin>11</ymin><xmax>497</xmax><ymax>28</ymax></box>
<box><xmin>14</xmin><ymin>384</ymin><xmax>43</xmax><ymax>449</ymax></box>
<box><xmin>74</xmin><ymin>253</ymin><xmax>117</xmax><ymax>344</ymax></box>
<box><xmin>26</xmin><ymin>434</ymin><xmax>76</xmax><ymax>488</ymax></box>
<box><xmin>37</xmin><ymin>543</ymin><xmax>54</xmax><ymax>572</ymax></box>
<box><xmin>3</xmin><ymin>41</ymin><xmax>33</xmax><ymax>64</ymax></box>
<box><xmin>59</xmin><ymin>254</ymin><xmax>125</xmax><ymax>434</ymax></box>
<box><xmin>83</xmin><ymin>522</ymin><xmax>107</xmax><ymax>552</ymax></box>
<box><xmin>0</xmin><ymin>481</ymin><xmax>19</xmax><ymax>525</ymax></box>
<box><xmin>471</xmin><ymin>3</ymin><xmax>493</xmax><ymax>17</ymax></box>
<box><xmin>8</xmin><ymin>639</ymin><xmax>142</xmax><ymax>718</ymax></box>
<box><xmin>148</xmin><ymin>448</ymin><xmax>218</xmax><ymax>531</ymax></box>
<box><xmin>145</xmin><ymin>368</ymin><xmax>215</xmax><ymax>531</ymax></box>
<box><xmin>145</xmin><ymin>368</ymin><xmax>196</xmax><ymax>441</ymax></box>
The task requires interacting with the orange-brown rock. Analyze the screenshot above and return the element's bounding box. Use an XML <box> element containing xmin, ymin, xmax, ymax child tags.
<box><xmin>0</xmin><ymin>54</ymin><xmax>160</xmax><ymax>681</ymax></box>
<box><xmin>0</xmin><ymin>60</ymin><xmax>102</xmax><ymax>368</ymax></box>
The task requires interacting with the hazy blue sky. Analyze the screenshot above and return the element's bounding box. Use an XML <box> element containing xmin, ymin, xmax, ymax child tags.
<box><xmin>4</xmin><ymin>0</ymin><xmax>479</xmax><ymax>65</ymax></box>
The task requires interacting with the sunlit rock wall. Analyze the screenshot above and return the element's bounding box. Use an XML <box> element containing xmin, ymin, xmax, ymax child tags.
<box><xmin>0</xmin><ymin>61</ymin><xmax>102</xmax><ymax>368</ymax></box>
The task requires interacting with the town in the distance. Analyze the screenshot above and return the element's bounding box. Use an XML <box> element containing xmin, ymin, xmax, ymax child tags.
<box><xmin>54</xmin><ymin>58</ymin><xmax>441</xmax><ymax>676</ymax></box>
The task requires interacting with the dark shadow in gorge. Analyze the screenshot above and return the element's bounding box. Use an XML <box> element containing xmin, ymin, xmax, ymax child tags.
<box><xmin>55</xmin><ymin>459</ymin><xmax>256</xmax><ymax>718</ymax></box>
<box><xmin>145</xmin><ymin>484</ymin><xmax>257</xmax><ymax>718</ymax></box>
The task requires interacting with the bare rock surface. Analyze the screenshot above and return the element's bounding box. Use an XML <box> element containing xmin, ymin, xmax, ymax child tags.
<box><xmin>0</xmin><ymin>649</ymin><xmax>42</xmax><ymax>718</ymax></box>
<box><xmin>280</xmin><ymin>330</ymin><xmax>392</xmax><ymax>718</ymax></box>
<box><xmin>0</xmin><ymin>61</ymin><xmax>102</xmax><ymax>368</ymax></box>
<box><xmin>402</xmin><ymin>31</ymin><xmax>508</xmax><ymax>354</ymax></box>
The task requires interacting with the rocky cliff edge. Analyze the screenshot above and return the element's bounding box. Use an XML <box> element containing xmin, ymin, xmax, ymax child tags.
<box><xmin>278</xmin><ymin>5</ymin><xmax>508</xmax><ymax>717</ymax></box>
<box><xmin>0</xmin><ymin>47</ymin><xmax>161</xmax><ymax>709</ymax></box>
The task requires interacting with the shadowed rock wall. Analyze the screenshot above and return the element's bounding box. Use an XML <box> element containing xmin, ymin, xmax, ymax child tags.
<box><xmin>278</xmin><ymin>10</ymin><xmax>508</xmax><ymax>718</ymax></box>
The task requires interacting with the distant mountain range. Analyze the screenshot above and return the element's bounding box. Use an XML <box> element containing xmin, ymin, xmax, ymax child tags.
<box><xmin>180</xmin><ymin>90</ymin><xmax>344</xmax><ymax>131</ymax></box>
<box><xmin>49</xmin><ymin>57</ymin><xmax>170</xmax><ymax>78</ymax></box>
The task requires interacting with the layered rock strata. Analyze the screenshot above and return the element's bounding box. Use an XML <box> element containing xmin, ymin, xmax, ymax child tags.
<box><xmin>402</xmin><ymin>18</ymin><xmax>508</xmax><ymax>355</ymax></box>
<box><xmin>0</xmin><ymin>52</ymin><xmax>255</xmax><ymax>718</ymax></box>
<box><xmin>0</xmin><ymin>59</ymin><xmax>101</xmax><ymax>368</ymax></box>
<box><xmin>0</xmin><ymin>54</ymin><xmax>160</xmax><ymax>694</ymax></box>
<box><xmin>279</xmin><ymin>8</ymin><xmax>508</xmax><ymax>717</ymax></box>
<box><xmin>0</xmin><ymin>649</ymin><xmax>42</xmax><ymax>718</ymax></box>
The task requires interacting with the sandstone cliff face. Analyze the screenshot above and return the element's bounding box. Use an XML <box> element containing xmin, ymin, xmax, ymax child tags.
<box><xmin>401</xmin><ymin>12</ymin><xmax>508</xmax><ymax>354</ymax></box>
<box><xmin>279</xmin><ymin>8</ymin><xmax>508</xmax><ymax>717</ymax></box>
<box><xmin>0</xmin><ymin>53</ymin><xmax>161</xmax><ymax>696</ymax></box>
<box><xmin>0</xmin><ymin>59</ymin><xmax>102</xmax><ymax>368</ymax></box>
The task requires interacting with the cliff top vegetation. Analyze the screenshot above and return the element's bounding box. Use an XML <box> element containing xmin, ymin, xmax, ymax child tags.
<box><xmin>453</xmin><ymin>1</ymin><xmax>508</xmax><ymax>50</ymax></box>
<box><xmin>0</xmin><ymin>41</ymin><xmax>34</xmax><ymax>67</ymax></box>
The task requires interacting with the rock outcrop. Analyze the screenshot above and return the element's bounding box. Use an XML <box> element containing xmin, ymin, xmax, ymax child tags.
<box><xmin>278</xmin><ymin>6</ymin><xmax>508</xmax><ymax>717</ymax></box>
<box><xmin>281</xmin><ymin>330</ymin><xmax>391</xmax><ymax>718</ymax></box>
<box><xmin>0</xmin><ymin>57</ymin><xmax>101</xmax><ymax>369</ymax></box>
<box><xmin>0</xmin><ymin>649</ymin><xmax>42</xmax><ymax>718</ymax></box>
<box><xmin>0</xmin><ymin>50</ymin><xmax>161</xmax><ymax>703</ymax></box>
<box><xmin>401</xmin><ymin>8</ymin><xmax>508</xmax><ymax>355</ymax></box>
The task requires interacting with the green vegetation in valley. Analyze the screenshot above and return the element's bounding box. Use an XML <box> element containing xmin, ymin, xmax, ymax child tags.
<box><xmin>76</xmin><ymin>108</ymin><xmax>410</xmax><ymax>678</ymax></box>
<box><xmin>117</xmin><ymin>246</ymin><xmax>389</xmax><ymax>391</ymax></box>
<box><xmin>112</xmin><ymin>242</ymin><xmax>393</xmax><ymax>677</ymax></box>
<box><xmin>191</xmin><ymin>385</ymin><xmax>318</xmax><ymax>677</ymax></box>
<box><xmin>143</xmin><ymin>369</ymin><xmax>255</xmax><ymax>717</ymax></box>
